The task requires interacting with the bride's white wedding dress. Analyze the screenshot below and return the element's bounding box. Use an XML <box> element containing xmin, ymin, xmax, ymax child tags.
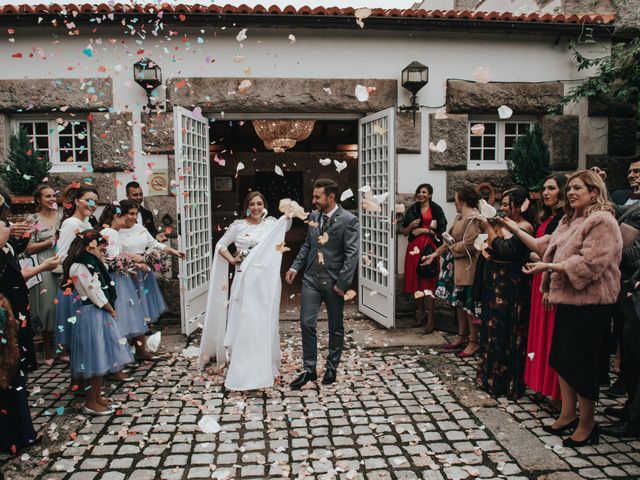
<box><xmin>198</xmin><ymin>214</ymin><xmax>291</xmax><ymax>390</ymax></box>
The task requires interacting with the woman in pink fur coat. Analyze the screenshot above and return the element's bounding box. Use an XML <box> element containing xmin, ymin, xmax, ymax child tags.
<box><xmin>502</xmin><ymin>169</ymin><xmax>622</xmax><ymax>448</ymax></box>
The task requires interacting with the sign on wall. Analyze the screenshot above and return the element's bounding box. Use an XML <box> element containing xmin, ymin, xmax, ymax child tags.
<box><xmin>148</xmin><ymin>169</ymin><xmax>169</xmax><ymax>196</ymax></box>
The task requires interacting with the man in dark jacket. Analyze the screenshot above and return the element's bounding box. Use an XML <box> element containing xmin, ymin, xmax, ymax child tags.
<box><xmin>125</xmin><ymin>181</ymin><xmax>166</xmax><ymax>241</ymax></box>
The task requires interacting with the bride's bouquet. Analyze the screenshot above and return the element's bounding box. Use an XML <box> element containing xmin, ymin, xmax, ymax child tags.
<box><xmin>144</xmin><ymin>247</ymin><xmax>172</xmax><ymax>274</ymax></box>
<box><xmin>107</xmin><ymin>254</ymin><xmax>138</xmax><ymax>277</ymax></box>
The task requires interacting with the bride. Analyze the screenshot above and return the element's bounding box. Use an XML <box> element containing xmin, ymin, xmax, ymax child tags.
<box><xmin>198</xmin><ymin>191</ymin><xmax>292</xmax><ymax>390</ymax></box>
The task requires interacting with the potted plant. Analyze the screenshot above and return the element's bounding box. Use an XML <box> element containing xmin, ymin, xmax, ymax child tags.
<box><xmin>506</xmin><ymin>123</ymin><xmax>551</xmax><ymax>199</ymax></box>
<box><xmin>0</xmin><ymin>127</ymin><xmax>52</xmax><ymax>210</ymax></box>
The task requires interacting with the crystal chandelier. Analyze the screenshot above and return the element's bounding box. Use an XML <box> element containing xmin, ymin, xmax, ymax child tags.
<box><xmin>252</xmin><ymin>120</ymin><xmax>315</xmax><ymax>152</ymax></box>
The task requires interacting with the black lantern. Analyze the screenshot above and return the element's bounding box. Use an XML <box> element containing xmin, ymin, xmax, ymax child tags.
<box><xmin>133</xmin><ymin>58</ymin><xmax>162</xmax><ymax>109</ymax></box>
<box><xmin>399</xmin><ymin>61</ymin><xmax>429</xmax><ymax>127</ymax></box>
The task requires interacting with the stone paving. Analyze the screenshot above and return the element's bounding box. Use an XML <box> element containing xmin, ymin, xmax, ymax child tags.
<box><xmin>0</xmin><ymin>319</ymin><xmax>638</xmax><ymax>480</ymax></box>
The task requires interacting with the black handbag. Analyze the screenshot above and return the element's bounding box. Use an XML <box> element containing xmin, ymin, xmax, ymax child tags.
<box><xmin>416</xmin><ymin>243</ymin><xmax>438</xmax><ymax>279</ymax></box>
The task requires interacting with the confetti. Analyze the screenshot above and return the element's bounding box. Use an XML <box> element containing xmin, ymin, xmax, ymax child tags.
<box><xmin>473</xmin><ymin>66</ymin><xmax>491</xmax><ymax>83</ymax></box>
<box><xmin>343</xmin><ymin>290</ymin><xmax>357</xmax><ymax>301</ymax></box>
<box><xmin>354</xmin><ymin>7</ymin><xmax>372</xmax><ymax>28</ymax></box>
<box><xmin>319</xmin><ymin>158</ymin><xmax>332</xmax><ymax>166</ymax></box>
<box><xmin>288</xmin><ymin>34</ymin><xmax>296</xmax><ymax>44</ymax></box>
<box><xmin>470</xmin><ymin>124</ymin><xmax>485</xmax><ymax>136</ymax></box>
<box><xmin>334</xmin><ymin>160</ymin><xmax>347</xmax><ymax>173</ymax></box>
<box><xmin>498</xmin><ymin>105</ymin><xmax>513</xmax><ymax>119</ymax></box>
<box><xmin>429</xmin><ymin>139</ymin><xmax>447</xmax><ymax>153</ymax></box>
<box><xmin>275</xmin><ymin>242</ymin><xmax>290</xmax><ymax>253</ymax></box>
<box><xmin>147</xmin><ymin>332</ymin><xmax>161</xmax><ymax>352</ymax></box>
<box><xmin>274</xmin><ymin>165</ymin><xmax>284</xmax><ymax>176</ymax></box>
<box><xmin>198</xmin><ymin>415</ymin><xmax>222</xmax><ymax>433</ymax></box>
<box><xmin>318</xmin><ymin>232</ymin><xmax>329</xmax><ymax>245</ymax></box>
<box><xmin>355</xmin><ymin>84</ymin><xmax>369</xmax><ymax>102</ymax></box>
<box><xmin>237</xmin><ymin>79</ymin><xmax>252</xmax><ymax>93</ymax></box>
<box><xmin>236</xmin><ymin>28</ymin><xmax>248</xmax><ymax>42</ymax></box>
<box><xmin>340</xmin><ymin>188</ymin><xmax>354</xmax><ymax>202</ymax></box>
<box><xmin>377</xmin><ymin>261</ymin><xmax>389</xmax><ymax>276</ymax></box>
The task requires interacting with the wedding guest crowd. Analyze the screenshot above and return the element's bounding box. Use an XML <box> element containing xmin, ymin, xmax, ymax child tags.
<box><xmin>0</xmin><ymin>180</ymin><xmax>184</xmax><ymax>454</ymax></box>
<box><xmin>410</xmin><ymin>165</ymin><xmax>640</xmax><ymax>444</ymax></box>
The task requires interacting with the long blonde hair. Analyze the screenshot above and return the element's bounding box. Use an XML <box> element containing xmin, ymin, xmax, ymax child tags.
<box><xmin>562</xmin><ymin>169</ymin><xmax>613</xmax><ymax>224</ymax></box>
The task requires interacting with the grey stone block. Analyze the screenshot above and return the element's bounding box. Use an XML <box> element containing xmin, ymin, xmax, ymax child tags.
<box><xmin>0</xmin><ymin>78</ymin><xmax>112</xmax><ymax>112</ymax></box>
<box><xmin>446</xmin><ymin>80</ymin><xmax>563</xmax><ymax>114</ymax></box>
<box><xmin>167</xmin><ymin>77</ymin><xmax>397</xmax><ymax>114</ymax></box>
<box><xmin>397</xmin><ymin>112</ymin><xmax>421</xmax><ymax>154</ymax></box>
<box><xmin>608</xmin><ymin>117</ymin><xmax>638</xmax><ymax>156</ymax></box>
<box><xmin>543</xmin><ymin>115</ymin><xmax>579</xmax><ymax>170</ymax></box>
<box><xmin>142</xmin><ymin>111</ymin><xmax>174</xmax><ymax>153</ymax></box>
<box><xmin>90</xmin><ymin>111</ymin><xmax>134</xmax><ymax>171</ymax></box>
<box><xmin>429</xmin><ymin>113</ymin><xmax>468</xmax><ymax>170</ymax></box>
<box><xmin>445</xmin><ymin>170</ymin><xmax>512</xmax><ymax>202</ymax></box>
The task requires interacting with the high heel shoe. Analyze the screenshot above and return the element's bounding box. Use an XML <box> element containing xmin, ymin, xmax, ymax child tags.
<box><xmin>443</xmin><ymin>336</ymin><xmax>468</xmax><ymax>350</ymax></box>
<box><xmin>562</xmin><ymin>425</ymin><xmax>600</xmax><ymax>447</ymax></box>
<box><xmin>542</xmin><ymin>417</ymin><xmax>579</xmax><ymax>435</ymax></box>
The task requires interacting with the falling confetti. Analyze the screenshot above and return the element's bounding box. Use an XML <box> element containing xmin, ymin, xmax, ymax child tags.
<box><xmin>340</xmin><ymin>188</ymin><xmax>354</xmax><ymax>202</ymax></box>
<box><xmin>274</xmin><ymin>165</ymin><xmax>284</xmax><ymax>176</ymax></box>
<box><xmin>473</xmin><ymin>66</ymin><xmax>491</xmax><ymax>83</ymax></box>
<box><xmin>236</xmin><ymin>28</ymin><xmax>248</xmax><ymax>42</ymax></box>
<box><xmin>471</xmin><ymin>124</ymin><xmax>485</xmax><ymax>136</ymax></box>
<box><xmin>319</xmin><ymin>158</ymin><xmax>332</xmax><ymax>166</ymax></box>
<box><xmin>288</xmin><ymin>34</ymin><xmax>296</xmax><ymax>44</ymax></box>
<box><xmin>237</xmin><ymin>79</ymin><xmax>252</xmax><ymax>93</ymax></box>
<box><xmin>198</xmin><ymin>416</ymin><xmax>222</xmax><ymax>433</ymax></box>
<box><xmin>334</xmin><ymin>160</ymin><xmax>347</xmax><ymax>173</ymax></box>
<box><xmin>355</xmin><ymin>84</ymin><xmax>369</xmax><ymax>102</ymax></box>
<box><xmin>429</xmin><ymin>139</ymin><xmax>447</xmax><ymax>153</ymax></box>
<box><xmin>354</xmin><ymin>7</ymin><xmax>372</xmax><ymax>28</ymax></box>
<box><xmin>498</xmin><ymin>105</ymin><xmax>513</xmax><ymax>119</ymax></box>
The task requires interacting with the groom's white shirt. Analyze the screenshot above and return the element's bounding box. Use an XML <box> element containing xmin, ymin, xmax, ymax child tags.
<box><xmin>290</xmin><ymin>204</ymin><xmax>339</xmax><ymax>273</ymax></box>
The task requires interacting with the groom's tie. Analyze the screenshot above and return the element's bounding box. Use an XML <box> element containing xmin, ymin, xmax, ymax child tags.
<box><xmin>320</xmin><ymin>214</ymin><xmax>330</xmax><ymax>234</ymax></box>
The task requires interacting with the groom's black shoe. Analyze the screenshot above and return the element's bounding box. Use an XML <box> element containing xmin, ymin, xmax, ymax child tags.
<box><xmin>290</xmin><ymin>370</ymin><xmax>317</xmax><ymax>390</ymax></box>
<box><xmin>322</xmin><ymin>369</ymin><xmax>337</xmax><ymax>385</ymax></box>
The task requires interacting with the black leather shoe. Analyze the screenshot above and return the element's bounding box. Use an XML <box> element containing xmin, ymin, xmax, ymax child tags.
<box><xmin>290</xmin><ymin>371</ymin><xmax>317</xmax><ymax>390</ymax></box>
<box><xmin>605</xmin><ymin>377</ymin><xmax>626</xmax><ymax>398</ymax></box>
<box><xmin>542</xmin><ymin>417</ymin><xmax>579</xmax><ymax>435</ymax></box>
<box><xmin>604</xmin><ymin>406</ymin><xmax>627</xmax><ymax>419</ymax></box>
<box><xmin>322</xmin><ymin>369</ymin><xmax>337</xmax><ymax>385</ymax></box>
<box><xmin>600</xmin><ymin>420</ymin><xmax>640</xmax><ymax>439</ymax></box>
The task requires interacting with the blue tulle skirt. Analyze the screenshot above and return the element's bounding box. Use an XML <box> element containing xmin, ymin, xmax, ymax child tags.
<box><xmin>69</xmin><ymin>305</ymin><xmax>134</xmax><ymax>378</ymax></box>
<box><xmin>113</xmin><ymin>272</ymin><xmax>148</xmax><ymax>339</ymax></box>
<box><xmin>54</xmin><ymin>287</ymin><xmax>82</xmax><ymax>348</ymax></box>
<box><xmin>134</xmin><ymin>269</ymin><xmax>167</xmax><ymax>323</ymax></box>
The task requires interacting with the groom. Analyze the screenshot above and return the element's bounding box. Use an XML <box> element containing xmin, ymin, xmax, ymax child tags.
<box><xmin>285</xmin><ymin>178</ymin><xmax>360</xmax><ymax>389</ymax></box>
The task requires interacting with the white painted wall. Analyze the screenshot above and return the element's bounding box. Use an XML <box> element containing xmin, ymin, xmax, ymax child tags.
<box><xmin>2</xmin><ymin>24</ymin><xmax>608</xmax><ymax>220</ymax></box>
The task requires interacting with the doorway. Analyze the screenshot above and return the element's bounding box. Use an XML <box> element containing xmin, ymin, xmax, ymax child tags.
<box><xmin>208</xmin><ymin>117</ymin><xmax>359</xmax><ymax>317</ymax></box>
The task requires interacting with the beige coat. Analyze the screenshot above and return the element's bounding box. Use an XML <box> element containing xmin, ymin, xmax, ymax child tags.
<box><xmin>442</xmin><ymin>209</ymin><xmax>481</xmax><ymax>286</ymax></box>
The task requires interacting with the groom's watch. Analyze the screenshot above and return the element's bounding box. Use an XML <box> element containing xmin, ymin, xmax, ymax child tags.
<box><xmin>546</xmin><ymin>263</ymin><xmax>554</xmax><ymax>273</ymax></box>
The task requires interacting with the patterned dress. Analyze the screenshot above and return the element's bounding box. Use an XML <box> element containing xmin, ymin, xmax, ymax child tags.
<box><xmin>475</xmin><ymin>234</ymin><xmax>531</xmax><ymax>399</ymax></box>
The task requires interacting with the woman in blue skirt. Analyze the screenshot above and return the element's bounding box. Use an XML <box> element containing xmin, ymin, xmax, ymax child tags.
<box><xmin>63</xmin><ymin>229</ymin><xmax>133</xmax><ymax>415</ymax></box>
<box><xmin>119</xmin><ymin>200</ymin><xmax>185</xmax><ymax>324</ymax></box>
<box><xmin>54</xmin><ymin>185</ymin><xmax>99</xmax><ymax>357</ymax></box>
<box><xmin>99</xmin><ymin>205</ymin><xmax>157</xmax><ymax>361</ymax></box>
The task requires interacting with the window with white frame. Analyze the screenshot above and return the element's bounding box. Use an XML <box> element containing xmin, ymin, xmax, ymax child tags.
<box><xmin>13</xmin><ymin>117</ymin><xmax>90</xmax><ymax>171</ymax></box>
<box><xmin>468</xmin><ymin>117</ymin><xmax>535</xmax><ymax>170</ymax></box>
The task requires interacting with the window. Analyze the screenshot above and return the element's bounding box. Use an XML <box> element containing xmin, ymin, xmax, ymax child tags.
<box><xmin>468</xmin><ymin>117</ymin><xmax>535</xmax><ymax>170</ymax></box>
<box><xmin>13</xmin><ymin>117</ymin><xmax>91</xmax><ymax>172</ymax></box>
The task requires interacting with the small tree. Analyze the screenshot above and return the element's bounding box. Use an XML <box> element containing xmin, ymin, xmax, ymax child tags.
<box><xmin>506</xmin><ymin>123</ymin><xmax>551</xmax><ymax>192</ymax></box>
<box><xmin>0</xmin><ymin>128</ymin><xmax>52</xmax><ymax>196</ymax></box>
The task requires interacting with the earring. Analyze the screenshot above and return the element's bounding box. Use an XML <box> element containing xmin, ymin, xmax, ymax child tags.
<box><xmin>246</xmin><ymin>208</ymin><xmax>251</xmax><ymax>217</ymax></box>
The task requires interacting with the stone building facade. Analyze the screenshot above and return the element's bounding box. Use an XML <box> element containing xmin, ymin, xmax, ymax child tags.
<box><xmin>0</xmin><ymin>2</ymin><xmax>635</xmax><ymax>326</ymax></box>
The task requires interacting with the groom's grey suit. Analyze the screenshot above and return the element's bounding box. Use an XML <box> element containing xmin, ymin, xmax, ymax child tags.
<box><xmin>291</xmin><ymin>205</ymin><xmax>360</xmax><ymax>372</ymax></box>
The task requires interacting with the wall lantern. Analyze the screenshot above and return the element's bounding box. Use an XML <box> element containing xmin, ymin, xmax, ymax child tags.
<box><xmin>133</xmin><ymin>58</ymin><xmax>162</xmax><ymax>110</ymax></box>
<box><xmin>399</xmin><ymin>61</ymin><xmax>428</xmax><ymax>127</ymax></box>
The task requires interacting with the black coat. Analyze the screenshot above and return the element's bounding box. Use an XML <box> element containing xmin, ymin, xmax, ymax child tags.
<box><xmin>0</xmin><ymin>248</ymin><xmax>36</xmax><ymax>373</ymax></box>
<box><xmin>139</xmin><ymin>205</ymin><xmax>158</xmax><ymax>238</ymax></box>
<box><xmin>402</xmin><ymin>201</ymin><xmax>448</xmax><ymax>245</ymax></box>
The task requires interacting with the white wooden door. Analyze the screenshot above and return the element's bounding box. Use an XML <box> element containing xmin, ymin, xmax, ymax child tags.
<box><xmin>358</xmin><ymin>108</ymin><xmax>396</xmax><ymax>328</ymax></box>
<box><xmin>174</xmin><ymin>107</ymin><xmax>212</xmax><ymax>335</ymax></box>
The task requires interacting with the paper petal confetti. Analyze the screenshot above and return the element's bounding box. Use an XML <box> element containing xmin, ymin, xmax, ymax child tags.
<box><xmin>473</xmin><ymin>66</ymin><xmax>491</xmax><ymax>83</ymax></box>
<box><xmin>236</xmin><ymin>28</ymin><xmax>247</xmax><ymax>42</ymax></box>
<box><xmin>429</xmin><ymin>139</ymin><xmax>447</xmax><ymax>153</ymax></box>
<box><xmin>498</xmin><ymin>105</ymin><xmax>513</xmax><ymax>119</ymax></box>
<box><xmin>373</xmin><ymin>123</ymin><xmax>388</xmax><ymax>136</ymax></box>
<box><xmin>377</xmin><ymin>261</ymin><xmax>389</xmax><ymax>276</ymax></box>
<box><xmin>275</xmin><ymin>242</ymin><xmax>290</xmax><ymax>253</ymax></box>
<box><xmin>343</xmin><ymin>289</ymin><xmax>357</xmax><ymax>301</ymax></box>
<box><xmin>354</xmin><ymin>7</ymin><xmax>372</xmax><ymax>28</ymax></box>
<box><xmin>318</xmin><ymin>232</ymin><xmax>329</xmax><ymax>245</ymax></box>
<box><xmin>340</xmin><ymin>188</ymin><xmax>354</xmax><ymax>202</ymax></box>
<box><xmin>274</xmin><ymin>165</ymin><xmax>284</xmax><ymax>176</ymax></box>
<box><xmin>470</xmin><ymin>124</ymin><xmax>485</xmax><ymax>136</ymax></box>
<box><xmin>355</xmin><ymin>84</ymin><xmax>369</xmax><ymax>102</ymax></box>
<box><xmin>237</xmin><ymin>79</ymin><xmax>252</xmax><ymax>93</ymax></box>
<box><xmin>288</xmin><ymin>34</ymin><xmax>296</xmax><ymax>44</ymax></box>
<box><xmin>147</xmin><ymin>331</ymin><xmax>161</xmax><ymax>352</ymax></box>
<box><xmin>319</xmin><ymin>158</ymin><xmax>332</xmax><ymax>166</ymax></box>
<box><xmin>334</xmin><ymin>160</ymin><xmax>347</xmax><ymax>173</ymax></box>
<box><xmin>236</xmin><ymin>162</ymin><xmax>245</xmax><ymax>172</ymax></box>
<box><xmin>198</xmin><ymin>416</ymin><xmax>222</xmax><ymax>434</ymax></box>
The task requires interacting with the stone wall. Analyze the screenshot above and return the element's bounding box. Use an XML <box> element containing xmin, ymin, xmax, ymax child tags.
<box><xmin>428</xmin><ymin>113</ymin><xmax>468</xmax><ymax>170</ymax></box>
<box><xmin>542</xmin><ymin>114</ymin><xmax>580</xmax><ymax>170</ymax></box>
<box><xmin>0</xmin><ymin>78</ymin><xmax>112</xmax><ymax>113</ymax></box>
<box><xmin>90</xmin><ymin>112</ymin><xmax>134</xmax><ymax>171</ymax></box>
<box><xmin>46</xmin><ymin>172</ymin><xmax>119</xmax><ymax>205</ymax></box>
<box><xmin>167</xmin><ymin>77</ymin><xmax>397</xmax><ymax>114</ymax></box>
<box><xmin>446</xmin><ymin>80</ymin><xmax>564</xmax><ymax>115</ymax></box>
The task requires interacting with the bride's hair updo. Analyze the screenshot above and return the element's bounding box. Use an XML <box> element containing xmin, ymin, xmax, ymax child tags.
<box><xmin>243</xmin><ymin>191</ymin><xmax>268</xmax><ymax>217</ymax></box>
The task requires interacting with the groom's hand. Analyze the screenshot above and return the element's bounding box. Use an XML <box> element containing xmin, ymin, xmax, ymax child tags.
<box><xmin>285</xmin><ymin>269</ymin><xmax>296</xmax><ymax>284</ymax></box>
<box><xmin>333</xmin><ymin>286</ymin><xmax>344</xmax><ymax>296</ymax></box>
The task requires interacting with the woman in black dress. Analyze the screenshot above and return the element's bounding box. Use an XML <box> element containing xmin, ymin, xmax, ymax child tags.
<box><xmin>0</xmin><ymin>209</ymin><xmax>59</xmax><ymax>454</ymax></box>
<box><xmin>474</xmin><ymin>187</ymin><xmax>535</xmax><ymax>399</ymax></box>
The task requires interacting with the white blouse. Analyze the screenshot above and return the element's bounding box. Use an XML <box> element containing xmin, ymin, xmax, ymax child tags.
<box><xmin>70</xmin><ymin>263</ymin><xmax>108</xmax><ymax>308</ymax></box>
<box><xmin>57</xmin><ymin>217</ymin><xmax>93</xmax><ymax>260</ymax></box>
<box><xmin>100</xmin><ymin>227</ymin><xmax>121</xmax><ymax>260</ymax></box>
<box><xmin>120</xmin><ymin>223</ymin><xmax>167</xmax><ymax>255</ymax></box>
<box><xmin>218</xmin><ymin>217</ymin><xmax>289</xmax><ymax>253</ymax></box>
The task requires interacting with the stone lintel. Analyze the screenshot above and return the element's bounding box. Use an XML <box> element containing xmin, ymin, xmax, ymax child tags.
<box><xmin>0</xmin><ymin>78</ymin><xmax>112</xmax><ymax>112</ymax></box>
<box><xmin>542</xmin><ymin>114</ymin><xmax>579</xmax><ymax>170</ymax></box>
<box><xmin>90</xmin><ymin>112</ymin><xmax>134</xmax><ymax>172</ymax></box>
<box><xmin>446</xmin><ymin>80</ymin><xmax>563</xmax><ymax>114</ymax></box>
<box><xmin>429</xmin><ymin>113</ymin><xmax>468</xmax><ymax>170</ymax></box>
<box><xmin>167</xmin><ymin>77</ymin><xmax>397</xmax><ymax>113</ymax></box>
<box><xmin>446</xmin><ymin>170</ymin><xmax>512</xmax><ymax>202</ymax></box>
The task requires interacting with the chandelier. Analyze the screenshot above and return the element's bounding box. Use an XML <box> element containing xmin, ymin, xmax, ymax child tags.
<box><xmin>252</xmin><ymin>120</ymin><xmax>315</xmax><ymax>152</ymax></box>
